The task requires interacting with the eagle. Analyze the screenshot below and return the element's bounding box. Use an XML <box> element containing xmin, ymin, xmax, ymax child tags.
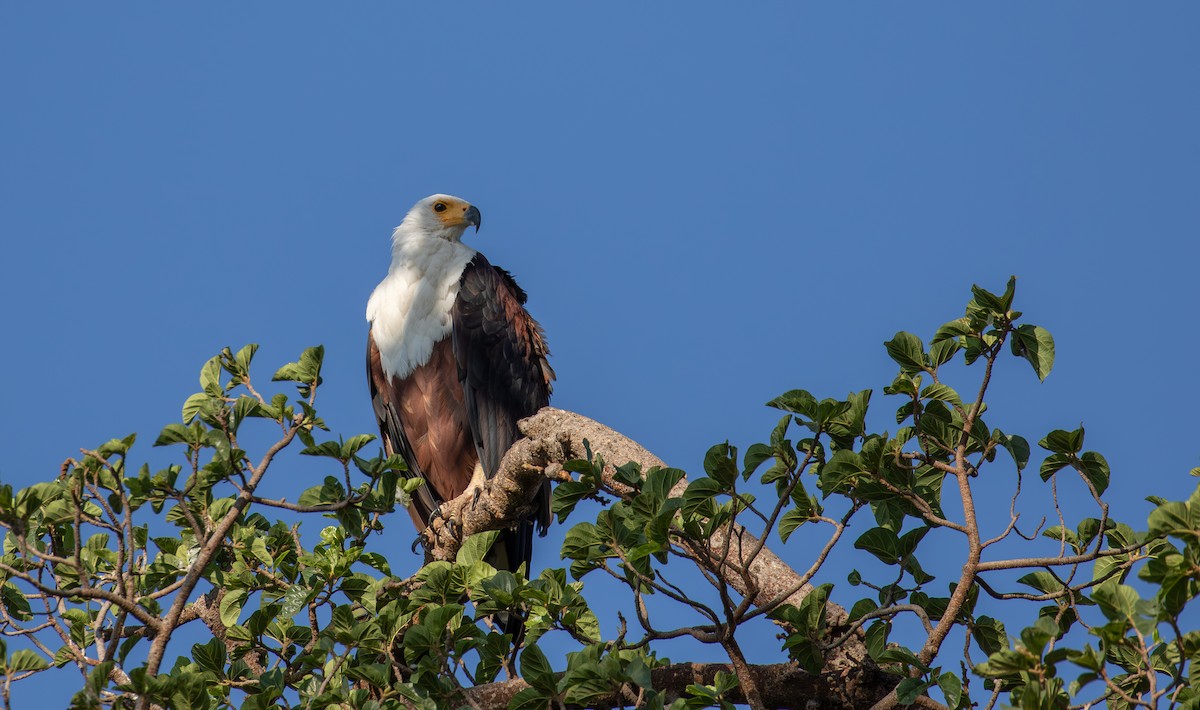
<box><xmin>365</xmin><ymin>194</ymin><xmax>553</xmax><ymax>588</ymax></box>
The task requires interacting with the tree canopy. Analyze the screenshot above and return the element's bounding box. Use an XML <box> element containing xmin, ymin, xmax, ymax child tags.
<box><xmin>0</xmin><ymin>279</ymin><xmax>1196</xmax><ymax>709</ymax></box>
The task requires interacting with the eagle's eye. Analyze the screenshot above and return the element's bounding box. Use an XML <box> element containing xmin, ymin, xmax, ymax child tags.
<box><xmin>433</xmin><ymin>202</ymin><xmax>448</xmax><ymax>213</ymax></box>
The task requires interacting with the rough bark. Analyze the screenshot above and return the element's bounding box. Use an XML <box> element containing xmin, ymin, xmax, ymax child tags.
<box><xmin>420</xmin><ymin>407</ymin><xmax>900</xmax><ymax>708</ymax></box>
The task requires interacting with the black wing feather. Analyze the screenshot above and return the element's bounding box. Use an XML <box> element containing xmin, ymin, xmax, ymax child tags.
<box><xmin>452</xmin><ymin>254</ymin><xmax>553</xmax><ymax>573</ymax></box>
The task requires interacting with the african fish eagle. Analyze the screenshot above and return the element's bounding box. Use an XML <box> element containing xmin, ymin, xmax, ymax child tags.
<box><xmin>365</xmin><ymin>194</ymin><xmax>553</xmax><ymax>587</ymax></box>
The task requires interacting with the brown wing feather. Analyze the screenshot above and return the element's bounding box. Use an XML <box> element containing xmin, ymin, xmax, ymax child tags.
<box><xmin>367</xmin><ymin>334</ymin><xmax>477</xmax><ymax>531</ymax></box>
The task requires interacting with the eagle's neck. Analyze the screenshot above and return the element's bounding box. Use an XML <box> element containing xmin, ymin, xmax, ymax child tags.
<box><xmin>366</xmin><ymin>227</ymin><xmax>477</xmax><ymax>380</ymax></box>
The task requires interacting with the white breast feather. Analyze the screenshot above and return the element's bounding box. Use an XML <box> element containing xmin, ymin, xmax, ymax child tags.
<box><xmin>366</xmin><ymin>229</ymin><xmax>477</xmax><ymax>380</ymax></box>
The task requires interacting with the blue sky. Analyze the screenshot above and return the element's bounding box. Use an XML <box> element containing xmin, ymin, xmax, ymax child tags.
<box><xmin>3</xmin><ymin>3</ymin><xmax>1199</xmax><ymax>705</ymax></box>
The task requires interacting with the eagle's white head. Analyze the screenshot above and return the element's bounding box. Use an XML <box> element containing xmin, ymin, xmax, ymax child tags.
<box><xmin>395</xmin><ymin>194</ymin><xmax>482</xmax><ymax>243</ymax></box>
<box><xmin>370</xmin><ymin>193</ymin><xmax>483</xmax><ymax>376</ymax></box>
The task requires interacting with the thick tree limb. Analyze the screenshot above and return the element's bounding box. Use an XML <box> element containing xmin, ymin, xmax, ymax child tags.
<box><xmin>421</xmin><ymin>407</ymin><xmax>900</xmax><ymax>708</ymax></box>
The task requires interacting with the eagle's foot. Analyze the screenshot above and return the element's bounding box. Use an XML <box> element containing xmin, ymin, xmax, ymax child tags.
<box><xmin>410</xmin><ymin>506</ymin><xmax>459</xmax><ymax>553</ymax></box>
<box><xmin>430</xmin><ymin>504</ymin><xmax>464</xmax><ymax>541</ymax></box>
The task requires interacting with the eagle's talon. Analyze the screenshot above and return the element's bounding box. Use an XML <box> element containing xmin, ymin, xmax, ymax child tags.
<box><xmin>431</xmin><ymin>505</ymin><xmax>462</xmax><ymax>539</ymax></box>
<box><xmin>411</xmin><ymin>506</ymin><xmax>451</xmax><ymax>553</ymax></box>
<box><xmin>428</xmin><ymin>504</ymin><xmax>446</xmax><ymax>525</ymax></box>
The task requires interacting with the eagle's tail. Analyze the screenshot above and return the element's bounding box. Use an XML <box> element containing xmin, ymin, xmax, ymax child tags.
<box><xmin>483</xmin><ymin>519</ymin><xmax>536</xmax><ymax>641</ymax></box>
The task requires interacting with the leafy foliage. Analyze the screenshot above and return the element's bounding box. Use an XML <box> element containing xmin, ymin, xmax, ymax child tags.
<box><xmin>0</xmin><ymin>279</ymin><xmax>1195</xmax><ymax>709</ymax></box>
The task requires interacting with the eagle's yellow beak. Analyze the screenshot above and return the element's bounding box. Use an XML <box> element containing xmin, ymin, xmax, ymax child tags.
<box><xmin>465</xmin><ymin>204</ymin><xmax>481</xmax><ymax>232</ymax></box>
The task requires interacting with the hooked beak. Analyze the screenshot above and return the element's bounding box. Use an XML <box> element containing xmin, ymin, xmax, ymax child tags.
<box><xmin>465</xmin><ymin>204</ymin><xmax>482</xmax><ymax>232</ymax></box>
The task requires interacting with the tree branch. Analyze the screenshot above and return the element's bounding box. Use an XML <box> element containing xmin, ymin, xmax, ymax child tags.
<box><xmin>421</xmin><ymin>407</ymin><xmax>900</xmax><ymax>707</ymax></box>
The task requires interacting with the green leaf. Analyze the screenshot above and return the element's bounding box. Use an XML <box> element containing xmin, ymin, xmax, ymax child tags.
<box><xmin>817</xmin><ymin>449</ymin><xmax>867</xmax><ymax>496</ymax></box>
<box><xmin>898</xmin><ymin>526</ymin><xmax>930</xmax><ymax>559</ymax></box>
<box><xmin>96</xmin><ymin>434</ymin><xmax>136</xmax><ymax>458</ymax></box>
<box><xmin>969</xmin><ymin>284</ymin><xmax>1005</xmax><ymax>315</ymax></box>
<box><xmin>766</xmin><ymin>389</ymin><xmax>817</xmax><ymax>417</ymax></box>
<box><xmin>884</xmin><ymin>374</ymin><xmax>919</xmax><ymax>398</ymax></box>
<box><xmin>778</xmin><ymin>508</ymin><xmax>810</xmax><ymax>543</ymax></box>
<box><xmin>180</xmin><ymin>393</ymin><xmax>210</xmax><ymax>424</ymax></box>
<box><xmin>1039</xmin><ymin>427</ymin><xmax>1084</xmax><ymax>455</ymax></box>
<box><xmin>298</xmin><ymin>477</ymin><xmax>346</xmax><ymax>507</ymax></box>
<box><xmin>1039</xmin><ymin>452</ymin><xmax>1071</xmax><ymax>481</ymax></box>
<box><xmin>962</xmin><ymin>335</ymin><xmax>989</xmax><ymax>365</ymax></box>
<box><xmin>553</xmin><ymin>480</ymin><xmax>598</xmax><ymax>522</ymax></box>
<box><xmin>233</xmin><ymin>344</ymin><xmax>258</xmax><ymax>373</ymax></box>
<box><xmin>231</xmin><ymin>395</ymin><xmax>264</xmax><ymax>426</ymax></box>
<box><xmin>1017</xmin><ymin>571</ymin><xmax>1064</xmax><ymax>595</ymax></box>
<box><xmin>52</xmin><ymin>646</ymin><xmax>75</xmax><ymax>669</ymax></box>
<box><xmin>976</xmin><ymin>649</ymin><xmax>1034</xmax><ymax>677</ymax></box>
<box><xmin>682</xmin><ymin>477</ymin><xmax>724</xmax><ymax>516</ymax></box>
<box><xmin>783</xmin><ymin>636</ymin><xmax>824</xmax><ymax>674</ymax></box>
<box><xmin>826</xmin><ymin>389</ymin><xmax>871</xmax><ymax>448</ymax></box>
<box><xmin>798</xmin><ymin>583</ymin><xmax>832</xmax><ymax>633</ymax></box>
<box><xmin>153</xmin><ymin>422</ymin><xmax>206</xmax><ymax>448</ymax></box>
<box><xmin>998</xmin><ymin>432</ymin><xmax>1030</xmax><ymax>472</ymax></box>
<box><xmin>1042</xmin><ymin>525</ymin><xmax>1079</xmax><ymax>552</ymax></box>
<box><xmin>849</xmin><ymin>597</ymin><xmax>876</xmax><ymax>621</ymax></box>
<box><xmin>864</xmin><ymin>621</ymin><xmax>890</xmax><ymax>660</ymax></box>
<box><xmin>509</xmin><ymin>687</ymin><xmax>552</xmax><ymax>710</ymax></box>
<box><xmin>0</xmin><ymin>583</ymin><xmax>31</xmax><ymax>622</ymax></box>
<box><xmin>644</xmin><ymin>467</ymin><xmax>686</xmax><ymax>503</ymax></box>
<box><xmin>854</xmin><ymin>527</ymin><xmax>901</xmax><ymax>564</ymax></box>
<box><xmin>1078</xmin><ymin>451</ymin><xmax>1110</xmax><ymax>496</ymax></box>
<box><xmin>998</xmin><ymin>275</ymin><xmax>1017</xmax><ymax>311</ymax></box>
<box><xmin>271</xmin><ymin>345</ymin><xmax>325</xmax><ymax>397</ymax></box>
<box><xmin>895</xmin><ymin>677</ymin><xmax>927</xmax><ymax>705</ymax></box>
<box><xmin>340</xmin><ymin>433</ymin><xmax>377</xmax><ymax>459</ymax></box>
<box><xmin>932</xmin><ymin>317</ymin><xmax>973</xmax><ymax>343</ymax></box>
<box><xmin>938</xmin><ymin>671</ymin><xmax>962</xmax><ymax>708</ymax></box>
<box><xmin>928</xmin><ymin>338</ymin><xmax>961</xmax><ymax>368</ymax></box>
<box><xmin>219</xmin><ymin>589</ymin><xmax>246</xmax><ymax>628</ymax></box>
<box><xmin>199</xmin><ymin>355</ymin><xmax>222</xmax><ymax>396</ymax></box>
<box><xmin>884</xmin><ymin>332</ymin><xmax>927</xmax><ymax>374</ymax></box>
<box><xmin>520</xmin><ymin>643</ymin><xmax>556</xmax><ymax>693</ymax></box>
<box><xmin>1091</xmin><ymin>584</ymin><xmax>1141</xmax><ymax>623</ymax></box>
<box><xmin>1018</xmin><ymin>616</ymin><xmax>1060</xmax><ymax>655</ymax></box>
<box><xmin>6</xmin><ymin>649</ymin><xmax>49</xmax><ymax>673</ymax></box>
<box><xmin>920</xmin><ymin>383</ymin><xmax>962</xmax><ymax>407</ymax></box>
<box><xmin>278</xmin><ymin>583</ymin><xmax>312</xmax><ymax>620</ymax></box>
<box><xmin>191</xmin><ymin>637</ymin><xmax>226</xmax><ymax>675</ymax></box>
<box><xmin>300</xmin><ymin>440</ymin><xmax>343</xmax><ymax>459</ymax></box>
<box><xmin>344</xmin><ymin>662</ymin><xmax>391</xmax><ymax>690</ymax></box>
<box><xmin>1066</xmin><ymin>644</ymin><xmax>1104</xmax><ymax>673</ymax></box>
<box><xmin>457</xmin><ymin>530</ymin><xmax>501</xmax><ymax>566</ymax></box>
<box><xmin>613</xmin><ymin>461</ymin><xmax>643</xmax><ymax>488</ymax></box>
<box><xmin>1148</xmin><ymin>501</ymin><xmax>1194</xmax><ymax>538</ymax></box>
<box><xmin>1011</xmin><ymin>324</ymin><xmax>1055</xmax><ymax>381</ymax></box>
<box><xmin>972</xmin><ymin>616</ymin><xmax>1007</xmax><ymax>656</ymax></box>
<box><xmin>703</xmin><ymin>443</ymin><xmax>738</xmax><ymax>487</ymax></box>
<box><xmin>742</xmin><ymin>443</ymin><xmax>774</xmax><ymax>481</ymax></box>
